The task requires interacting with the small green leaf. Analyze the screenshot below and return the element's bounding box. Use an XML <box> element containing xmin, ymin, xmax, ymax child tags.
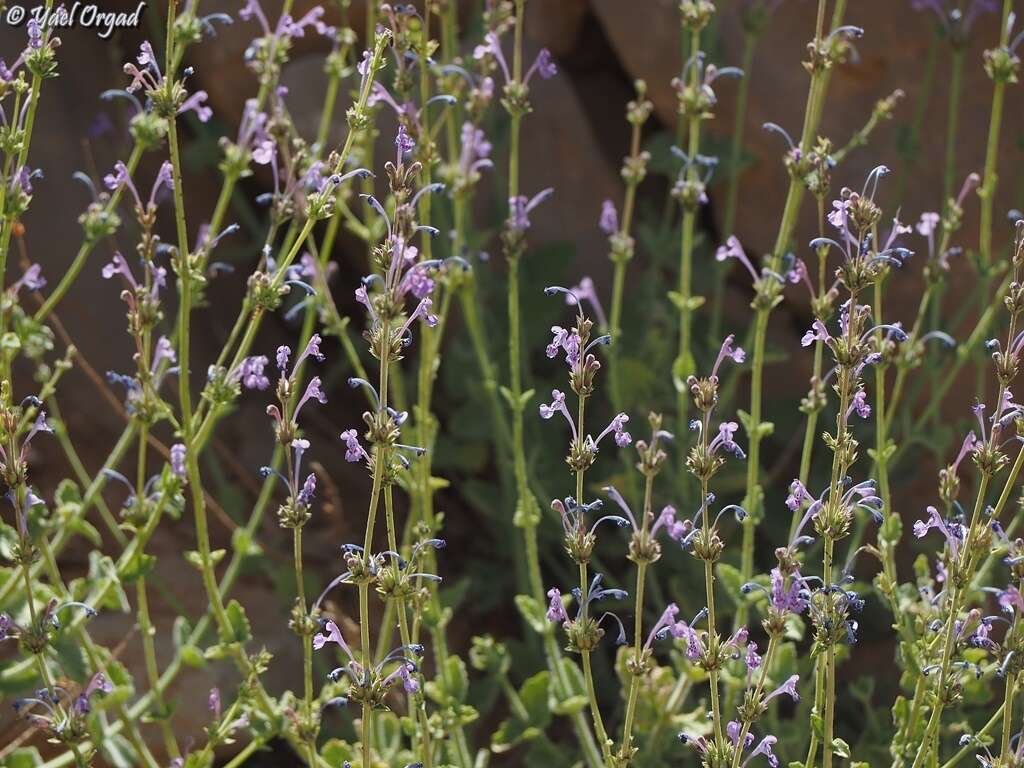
<box><xmin>514</xmin><ymin>594</ymin><xmax>548</xmax><ymax>635</ymax></box>
<box><xmin>223</xmin><ymin>599</ymin><xmax>252</xmax><ymax>643</ymax></box>
<box><xmin>6</xmin><ymin>748</ymin><xmax>44</xmax><ymax>768</ymax></box>
<box><xmin>520</xmin><ymin>671</ymin><xmax>552</xmax><ymax>728</ymax></box>
<box><xmin>180</xmin><ymin>644</ymin><xmax>207</xmax><ymax>668</ymax></box>
<box><xmin>832</xmin><ymin>738</ymin><xmax>851</xmax><ymax>759</ymax></box>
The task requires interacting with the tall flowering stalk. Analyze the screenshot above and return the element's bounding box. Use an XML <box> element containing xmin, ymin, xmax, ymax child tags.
<box><xmin>670</xmin><ymin>0</ymin><xmax>740</xmax><ymax>433</ymax></box>
<box><xmin>736</xmin><ymin>0</ymin><xmax>859</xmax><ymax>627</ymax></box>
<box><xmin>604</xmin><ymin>82</ymin><xmax>653</xmax><ymax>411</ymax></box>
<box><xmin>541</xmin><ymin>284</ymin><xmax>632</xmax><ymax>762</ymax></box>
<box><xmin>681</xmin><ymin>335</ymin><xmax>748</xmax><ymax>750</ymax></box>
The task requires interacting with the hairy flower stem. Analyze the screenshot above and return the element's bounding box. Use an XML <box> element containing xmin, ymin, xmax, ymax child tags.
<box><xmin>823</xmin><ymin>537</ymin><xmax>836</xmax><ymax>768</ymax></box>
<box><xmin>135</xmin><ymin>423</ymin><xmax>180</xmax><ymax>762</ymax></box>
<box><xmin>608</xmin><ymin>106</ymin><xmax>645</xmax><ymax>413</ymax></box>
<box><xmin>385</xmin><ymin>486</ymin><xmax>436</xmax><ymax>768</ymax></box>
<box><xmin>0</xmin><ymin>0</ymin><xmax>53</xmax><ymax>297</ymax></box>
<box><xmin>728</xmin><ymin>635</ymin><xmax>779</xmax><ymax>768</ymax></box>
<box><xmin>581</xmin><ymin>645</ymin><xmax>610</xmax><ymax>760</ymax></box>
<box><xmin>911</xmin><ymin>474</ymin><xmax>991</xmax><ymax>768</ymax></box>
<box><xmin>620</xmin><ymin>474</ymin><xmax>655</xmax><ymax>755</ymax></box>
<box><xmin>619</xmin><ymin>562</ymin><xmax>647</xmax><ymax>750</ymax></box>
<box><xmin>792</xmin><ymin>237</ymin><xmax>828</xmax><ymax>537</ymax></box>
<box><xmin>999</xmin><ymin>671</ymin><xmax>1018</xmax><ymax>761</ymax></box>
<box><xmin>675</xmin><ymin>26</ymin><xmax>703</xmax><ymax>437</ymax></box>
<box><xmin>293</xmin><ymin>525</ymin><xmax>318</xmax><ymax>766</ymax></box>
<box><xmin>738</xmin><ymin>0</ymin><xmax>845</xmax><ymax>629</ymax></box>
<box><xmin>358</xmin><ymin>312</ymin><xmax>392</xmax><ymax>768</ymax></box>
<box><xmin>698</xmin><ymin>404</ymin><xmax>724</xmax><ymax>747</ymax></box>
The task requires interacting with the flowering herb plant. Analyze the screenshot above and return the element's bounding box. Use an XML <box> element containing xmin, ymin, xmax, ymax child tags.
<box><xmin>0</xmin><ymin>1</ymin><xmax>1022</xmax><ymax>768</ymax></box>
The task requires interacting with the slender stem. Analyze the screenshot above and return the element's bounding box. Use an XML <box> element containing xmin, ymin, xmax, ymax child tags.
<box><xmin>675</xmin><ymin>25</ymin><xmax>702</xmax><ymax>435</ymax></box>
<box><xmin>738</xmin><ymin>0</ymin><xmax>846</xmax><ymax>629</ymax></box>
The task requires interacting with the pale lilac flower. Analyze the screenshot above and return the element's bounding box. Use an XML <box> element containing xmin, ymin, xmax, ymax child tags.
<box><xmin>565</xmin><ymin>277</ymin><xmax>608</xmax><ymax>330</ymax></box>
<box><xmin>235</xmin><ymin>356</ymin><xmax>270</xmax><ymax>390</ymax></box>
<box><xmin>539</xmin><ymin>389</ymin><xmax>577</xmax><ymax>441</ymax></box>
<box><xmin>591</xmin><ymin>413</ymin><xmax>632</xmax><ymax>449</ymax></box>
<box><xmin>599</xmin><ymin>199</ymin><xmax>618</xmax><ymax>235</ymax></box>
<box><xmin>716</xmin><ymin>235</ymin><xmax>760</xmax><ymax>282</ymax></box>
<box><xmin>340</xmin><ymin>429</ymin><xmax>370</xmax><ymax>464</ymax></box>
<box><xmin>546</xmin><ymin>588</ymin><xmax>569</xmax><ymax>623</ymax></box>
<box><xmin>764</xmin><ymin>674</ymin><xmax>800</xmax><ymax>703</ymax></box>
<box><xmin>170</xmin><ymin>443</ymin><xmax>187</xmax><ymax>478</ymax></box>
<box><xmin>178</xmin><ymin>90</ymin><xmax>213</xmax><ymax>122</ymax></box>
<box><xmin>508</xmin><ymin>188</ymin><xmax>554</xmax><ymax>233</ymax></box>
<box><xmin>9</xmin><ymin>263</ymin><xmax>45</xmax><ymax>296</ymax></box>
<box><xmin>801</xmin><ymin>319</ymin><xmax>832</xmax><ymax>347</ymax></box>
<box><xmin>546</xmin><ymin>326</ymin><xmax>581</xmax><ymax>368</ymax></box>
<box><xmin>711</xmin><ymin>334</ymin><xmax>746</xmax><ymax>379</ymax></box>
<box><xmin>457</xmin><ymin>122</ymin><xmax>493</xmax><ymax>178</ymax></box>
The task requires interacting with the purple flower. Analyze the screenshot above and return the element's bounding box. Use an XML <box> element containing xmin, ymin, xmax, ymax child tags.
<box><xmin>395</xmin><ymin>125</ymin><xmax>415</xmax><ymax>158</ymax></box>
<box><xmin>473</xmin><ymin>32</ymin><xmax>510</xmax><ymax>83</ymax></box>
<box><xmin>827</xmin><ymin>198</ymin><xmax>851</xmax><ymax>230</ymax></box>
<box><xmin>404</xmin><ymin>268</ymin><xmax>435</xmax><ymax>300</ymax></box>
<box><xmin>297</xmin><ymin>473</ymin><xmax>316</xmax><ymax>506</ymax></box>
<box><xmin>236</xmin><ymin>356</ymin><xmax>270</xmax><ymax>390</ymax></box>
<box><xmin>546</xmin><ymin>588</ymin><xmax>569</xmax><ymax>623</ymax></box>
<box><xmin>913</xmin><ymin>505</ymin><xmax>965</xmax><ymax>560</ymax></box>
<box><xmin>104</xmin><ymin>160</ymin><xmax>146</xmax><ymax>211</ymax></box>
<box><xmin>524</xmin><ymin>48</ymin><xmax>557</xmax><ymax>83</ymax></box>
<box><xmin>313</xmin><ymin>619</ymin><xmax>355</xmax><ymax>656</ymax></box>
<box><xmin>728</xmin><ymin>721</ymin><xmax>755</xmax><ymax>750</ymax></box>
<box><xmin>458</xmin><ymin>122</ymin><xmax>493</xmax><ymax>178</ymax></box>
<box><xmin>178</xmin><ymin>90</ymin><xmax>212</xmax><ymax>122</ymax></box>
<box><xmin>592</xmin><ymin>413</ymin><xmax>632</xmax><ymax>449</ymax></box>
<box><xmin>508</xmin><ymin>188</ymin><xmax>553</xmax><ymax>233</ymax></box>
<box><xmin>711</xmin><ymin>334</ymin><xmax>746</xmax><ymax>379</ymax></box>
<box><xmin>276</xmin><ymin>346</ymin><xmax>291</xmax><ymax>371</ymax></box>
<box><xmin>801</xmin><ymin>319</ymin><xmax>832</xmax><ymax>348</ymax></box>
<box><xmin>398</xmin><ymin>663</ymin><xmax>419</xmax><ymax>694</ymax></box>
<box><xmin>745</xmin><ymin>642</ymin><xmax>762</xmax><ymax>671</ymax></box>
<box><xmin>599</xmin><ymin>199</ymin><xmax>619</xmax><ymax>235</ymax></box>
<box><xmin>643</xmin><ymin>603</ymin><xmax>681</xmax><ymax>650</ymax></box>
<box><xmin>546</xmin><ymin>326</ymin><xmax>581</xmax><ymax>368</ymax></box>
<box><xmin>539</xmin><ymin>389</ymin><xmax>578</xmax><ymax>441</ymax></box>
<box><xmin>770</xmin><ymin>568</ymin><xmax>808</xmax><ymax>615</ymax></box>
<box><xmin>764</xmin><ymin>674</ymin><xmax>800</xmax><ymax>703</ymax></box>
<box><xmin>294</xmin><ymin>376</ymin><xmax>327</xmax><ymax>420</ymax></box>
<box><xmin>670</xmin><ymin>618</ymin><xmax>705</xmax><ymax>660</ymax></box>
<box><xmin>847</xmin><ymin>385</ymin><xmax>871</xmax><ymax>420</ymax></box>
<box><xmin>208</xmin><ymin>687</ymin><xmax>221</xmax><ymax>720</ymax></box>
<box><xmin>340</xmin><ymin>429</ymin><xmax>369</xmax><ymax>464</ymax></box>
<box><xmin>566</xmin><ymin>277</ymin><xmax>608</xmax><ymax>330</ymax></box>
<box><xmin>748</xmin><ymin>735</ymin><xmax>780</xmax><ymax>767</ymax></box>
<box><xmin>785</xmin><ymin>479</ymin><xmax>811</xmax><ymax>512</ymax></box>
<box><xmin>650</xmin><ymin>504</ymin><xmax>689</xmax><ymax>541</ymax></box>
<box><xmin>73</xmin><ymin>672</ymin><xmax>113</xmax><ymax>716</ymax></box>
<box><xmin>707</xmin><ymin>421</ymin><xmax>744</xmax><ymax>459</ymax></box>
<box><xmin>170</xmin><ymin>443</ymin><xmax>187</xmax><ymax>478</ymax></box>
<box><xmin>716</xmin><ymin>236</ymin><xmax>760</xmax><ymax>282</ymax></box>
<box><xmin>998</xmin><ymin>585</ymin><xmax>1024</xmax><ymax>615</ymax></box>
<box><xmin>9</xmin><ymin>263</ymin><xmax>45</xmax><ymax>296</ymax></box>
<box><xmin>27</xmin><ymin>19</ymin><xmax>42</xmax><ymax>50</ymax></box>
